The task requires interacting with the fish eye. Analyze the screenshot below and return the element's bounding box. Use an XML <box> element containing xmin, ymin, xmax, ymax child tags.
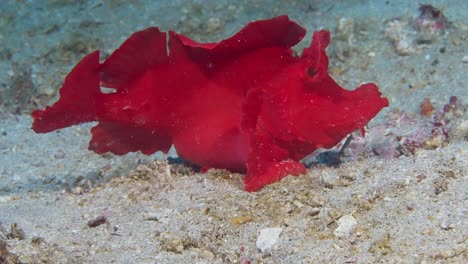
<box><xmin>306</xmin><ymin>67</ymin><xmax>317</xmax><ymax>77</ymax></box>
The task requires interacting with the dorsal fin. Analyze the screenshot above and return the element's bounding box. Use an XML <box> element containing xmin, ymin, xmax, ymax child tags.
<box><xmin>170</xmin><ymin>15</ymin><xmax>306</xmax><ymax>63</ymax></box>
<box><xmin>100</xmin><ymin>27</ymin><xmax>168</xmax><ymax>92</ymax></box>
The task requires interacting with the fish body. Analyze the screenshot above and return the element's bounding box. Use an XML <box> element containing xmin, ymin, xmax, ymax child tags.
<box><xmin>32</xmin><ymin>16</ymin><xmax>388</xmax><ymax>191</ymax></box>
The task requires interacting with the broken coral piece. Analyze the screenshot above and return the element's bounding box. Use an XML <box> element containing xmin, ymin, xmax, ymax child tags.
<box><xmin>414</xmin><ymin>4</ymin><xmax>449</xmax><ymax>34</ymax></box>
<box><xmin>32</xmin><ymin>15</ymin><xmax>388</xmax><ymax>191</ymax></box>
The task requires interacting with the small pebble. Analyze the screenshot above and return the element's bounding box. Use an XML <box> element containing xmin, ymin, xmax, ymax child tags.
<box><xmin>462</xmin><ymin>55</ymin><xmax>468</xmax><ymax>63</ymax></box>
<box><xmin>334</xmin><ymin>215</ymin><xmax>357</xmax><ymax>238</ymax></box>
<box><xmin>231</xmin><ymin>215</ymin><xmax>252</xmax><ymax>225</ymax></box>
<box><xmin>158</xmin><ymin>232</ymin><xmax>184</xmax><ymax>253</ymax></box>
<box><xmin>0</xmin><ymin>195</ymin><xmax>15</xmax><ymax>203</ymax></box>
<box><xmin>256</xmin><ymin>227</ymin><xmax>282</xmax><ymax>253</ymax></box>
<box><xmin>200</xmin><ymin>249</ymin><xmax>215</xmax><ymax>261</ymax></box>
<box><xmin>438</xmin><ymin>249</ymin><xmax>456</xmax><ymax>258</ymax></box>
<box><xmin>440</xmin><ymin>222</ymin><xmax>454</xmax><ymax>230</ymax></box>
<box><xmin>422</xmin><ymin>229</ymin><xmax>431</xmax><ymax>235</ymax></box>
<box><xmin>454</xmin><ymin>120</ymin><xmax>468</xmax><ymax>140</ymax></box>
<box><xmin>87</xmin><ymin>215</ymin><xmax>108</xmax><ymax>227</ymax></box>
<box><xmin>421</xmin><ymin>97</ymin><xmax>434</xmax><ymax>116</ymax></box>
<box><xmin>292</xmin><ymin>200</ymin><xmax>304</xmax><ymax>208</ymax></box>
<box><xmin>307</xmin><ymin>207</ymin><xmax>321</xmax><ymax>217</ymax></box>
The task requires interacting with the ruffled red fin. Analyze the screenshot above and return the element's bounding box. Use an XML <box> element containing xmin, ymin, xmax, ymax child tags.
<box><xmin>301</xmin><ymin>29</ymin><xmax>330</xmax><ymax>74</ymax></box>
<box><xmin>31</xmin><ymin>51</ymin><xmax>101</xmax><ymax>133</ymax></box>
<box><xmin>32</xmin><ymin>28</ymin><xmax>174</xmax><ymax>155</ymax></box>
<box><xmin>168</xmin><ymin>15</ymin><xmax>305</xmax><ymax>99</ymax></box>
<box><xmin>241</xmin><ymin>89</ymin><xmax>263</xmax><ymax>134</ymax></box>
<box><xmin>242</xmin><ymin>88</ymin><xmax>306</xmax><ymax>192</ymax></box>
<box><xmin>243</xmin><ymin>124</ymin><xmax>306</xmax><ymax>192</ymax></box>
<box><xmin>100</xmin><ymin>27</ymin><xmax>168</xmax><ymax>92</ymax></box>
<box><xmin>241</xmin><ymin>30</ymin><xmax>388</xmax><ymax>191</ymax></box>
<box><xmin>89</xmin><ymin>122</ymin><xmax>172</xmax><ymax>155</ymax></box>
<box><xmin>173</xmin><ymin>15</ymin><xmax>305</xmax><ymax>60</ymax></box>
<box><xmin>261</xmin><ymin>30</ymin><xmax>389</xmax><ymax>149</ymax></box>
<box><xmin>89</xmin><ymin>28</ymin><xmax>174</xmax><ymax>155</ymax></box>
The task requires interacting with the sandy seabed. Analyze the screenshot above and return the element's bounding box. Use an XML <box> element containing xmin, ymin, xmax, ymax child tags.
<box><xmin>0</xmin><ymin>0</ymin><xmax>466</xmax><ymax>263</ymax></box>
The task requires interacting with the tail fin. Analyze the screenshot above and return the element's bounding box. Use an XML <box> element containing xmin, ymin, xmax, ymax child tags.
<box><xmin>32</xmin><ymin>51</ymin><xmax>101</xmax><ymax>133</ymax></box>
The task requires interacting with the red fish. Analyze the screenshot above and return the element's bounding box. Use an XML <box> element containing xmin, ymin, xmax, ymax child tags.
<box><xmin>32</xmin><ymin>15</ymin><xmax>388</xmax><ymax>191</ymax></box>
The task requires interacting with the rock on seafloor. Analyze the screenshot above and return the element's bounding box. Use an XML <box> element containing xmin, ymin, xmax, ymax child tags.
<box><xmin>333</xmin><ymin>214</ymin><xmax>358</xmax><ymax>238</ymax></box>
<box><xmin>256</xmin><ymin>227</ymin><xmax>283</xmax><ymax>253</ymax></box>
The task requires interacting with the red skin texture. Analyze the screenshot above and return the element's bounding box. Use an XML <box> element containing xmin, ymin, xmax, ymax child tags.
<box><xmin>32</xmin><ymin>15</ymin><xmax>388</xmax><ymax>192</ymax></box>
